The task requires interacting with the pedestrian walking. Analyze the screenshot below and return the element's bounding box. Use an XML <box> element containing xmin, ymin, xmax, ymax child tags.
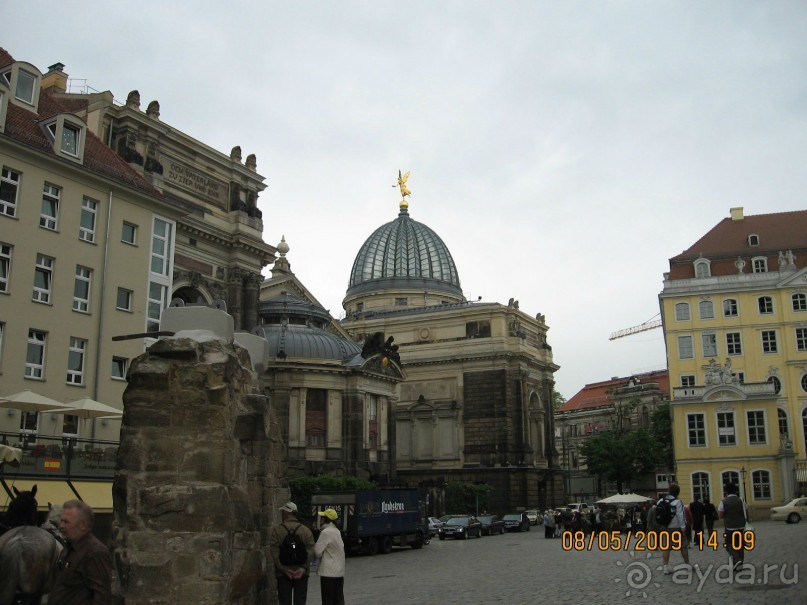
<box><xmin>270</xmin><ymin>501</ymin><xmax>316</xmax><ymax>605</ymax></box>
<box><xmin>690</xmin><ymin>496</ymin><xmax>705</xmax><ymax>545</ymax></box>
<box><xmin>718</xmin><ymin>483</ymin><xmax>747</xmax><ymax>573</ymax></box>
<box><xmin>703</xmin><ymin>497</ymin><xmax>717</xmax><ymax>538</ymax></box>
<box><xmin>315</xmin><ymin>508</ymin><xmax>345</xmax><ymax>605</ymax></box>
<box><xmin>659</xmin><ymin>483</ymin><xmax>691</xmax><ymax>574</ymax></box>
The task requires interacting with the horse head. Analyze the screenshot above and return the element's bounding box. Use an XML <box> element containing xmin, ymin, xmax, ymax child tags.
<box><xmin>5</xmin><ymin>485</ymin><xmax>39</xmax><ymax>528</ymax></box>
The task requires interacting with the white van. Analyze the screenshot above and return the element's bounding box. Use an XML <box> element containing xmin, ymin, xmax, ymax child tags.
<box><xmin>566</xmin><ymin>503</ymin><xmax>590</xmax><ymax>513</ymax></box>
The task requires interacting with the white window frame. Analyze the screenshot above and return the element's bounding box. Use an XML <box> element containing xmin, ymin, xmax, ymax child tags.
<box><xmin>0</xmin><ymin>321</ymin><xmax>4</xmax><ymax>373</ymax></box>
<box><xmin>121</xmin><ymin>221</ymin><xmax>138</xmax><ymax>245</ymax></box>
<box><xmin>116</xmin><ymin>287</ymin><xmax>133</xmax><ymax>311</ymax></box>
<box><xmin>758</xmin><ymin>296</ymin><xmax>773</xmax><ymax>314</ymax></box>
<box><xmin>73</xmin><ymin>265</ymin><xmax>92</xmax><ymax>313</ymax></box>
<box><xmin>0</xmin><ymin>166</ymin><xmax>20</xmax><ymax>217</ymax></box>
<box><xmin>146</xmin><ymin>216</ymin><xmax>175</xmax><ymax>333</ymax></box>
<box><xmin>678</xmin><ymin>335</ymin><xmax>694</xmax><ymax>359</ymax></box>
<box><xmin>747</xmin><ymin>410</ymin><xmax>767</xmax><ymax>445</ymax></box>
<box><xmin>33</xmin><ymin>254</ymin><xmax>54</xmax><ymax>303</ymax></box>
<box><xmin>797</xmin><ymin>327</ymin><xmax>807</xmax><ymax>352</ymax></box>
<box><xmin>698</xmin><ymin>300</ymin><xmax>714</xmax><ymax>319</ymax></box>
<box><xmin>687</xmin><ymin>413</ymin><xmax>707</xmax><ymax>447</ymax></box>
<box><xmin>721</xmin><ymin>471</ymin><xmax>740</xmax><ymax>499</ymax></box>
<box><xmin>79</xmin><ymin>197</ymin><xmax>97</xmax><ymax>242</ymax></box>
<box><xmin>66</xmin><ymin>337</ymin><xmax>86</xmax><ymax>385</ymax></box>
<box><xmin>761</xmin><ymin>330</ymin><xmax>778</xmax><ymax>354</ymax></box>
<box><xmin>723</xmin><ymin>298</ymin><xmax>739</xmax><ymax>317</ymax></box>
<box><xmin>752</xmin><ymin>257</ymin><xmax>768</xmax><ymax>273</ymax></box>
<box><xmin>793</xmin><ymin>293</ymin><xmax>807</xmax><ymax>312</ymax></box>
<box><xmin>60</xmin><ymin>122</ymin><xmax>80</xmax><ymax>157</ymax></box>
<box><xmin>40</xmin><ymin>183</ymin><xmax>60</xmax><ymax>230</ymax></box>
<box><xmin>674</xmin><ymin>302</ymin><xmax>690</xmax><ymax>321</ymax></box>
<box><xmin>14</xmin><ymin>68</ymin><xmax>37</xmax><ymax>104</ymax></box>
<box><xmin>681</xmin><ymin>375</ymin><xmax>695</xmax><ymax>387</ymax></box>
<box><xmin>0</xmin><ymin>242</ymin><xmax>11</xmax><ymax>293</ymax></box>
<box><xmin>751</xmin><ymin>469</ymin><xmax>772</xmax><ymax>501</ymax></box>
<box><xmin>691</xmin><ymin>472</ymin><xmax>711</xmax><ymax>502</ymax></box>
<box><xmin>716</xmin><ymin>411</ymin><xmax>736</xmax><ymax>446</ymax></box>
<box><xmin>702</xmin><ymin>333</ymin><xmax>717</xmax><ymax>357</ymax></box>
<box><xmin>726</xmin><ymin>332</ymin><xmax>742</xmax><ymax>356</ymax></box>
<box><xmin>112</xmin><ymin>356</ymin><xmax>128</xmax><ymax>380</ymax></box>
<box><xmin>25</xmin><ymin>329</ymin><xmax>46</xmax><ymax>379</ymax></box>
<box><xmin>694</xmin><ymin>259</ymin><xmax>711</xmax><ymax>278</ymax></box>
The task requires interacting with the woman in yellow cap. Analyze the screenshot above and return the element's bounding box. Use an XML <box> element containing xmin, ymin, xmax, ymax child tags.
<box><xmin>315</xmin><ymin>508</ymin><xmax>345</xmax><ymax>605</ymax></box>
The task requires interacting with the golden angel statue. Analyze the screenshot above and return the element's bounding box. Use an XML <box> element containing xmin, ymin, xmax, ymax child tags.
<box><xmin>393</xmin><ymin>170</ymin><xmax>411</xmax><ymax>201</ymax></box>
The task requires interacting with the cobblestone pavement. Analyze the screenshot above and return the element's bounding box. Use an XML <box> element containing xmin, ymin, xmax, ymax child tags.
<box><xmin>304</xmin><ymin>520</ymin><xmax>806</xmax><ymax>605</ymax></box>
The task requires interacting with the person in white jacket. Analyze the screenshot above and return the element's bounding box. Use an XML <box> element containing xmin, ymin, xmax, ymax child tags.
<box><xmin>315</xmin><ymin>508</ymin><xmax>345</xmax><ymax>605</ymax></box>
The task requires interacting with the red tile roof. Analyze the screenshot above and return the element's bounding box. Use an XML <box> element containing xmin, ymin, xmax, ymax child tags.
<box><xmin>0</xmin><ymin>48</ymin><xmax>162</xmax><ymax>198</ymax></box>
<box><xmin>558</xmin><ymin>370</ymin><xmax>669</xmax><ymax>413</ymax></box>
<box><xmin>667</xmin><ymin>210</ymin><xmax>807</xmax><ymax>280</ymax></box>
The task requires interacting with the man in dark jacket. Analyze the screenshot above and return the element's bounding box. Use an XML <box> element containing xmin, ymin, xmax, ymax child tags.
<box><xmin>49</xmin><ymin>500</ymin><xmax>112</xmax><ymax>605</ymax></box>
<box><xmin>689</xmin><ymin>496</ymin><xmax>705</xmax><ymax>545</ymax></box>
<box><xmin>718</xmin><ymin>483</ymin><xmax>747</xmax><ymax>571</ymax></box>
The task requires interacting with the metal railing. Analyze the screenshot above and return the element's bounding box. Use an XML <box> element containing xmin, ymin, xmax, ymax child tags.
<box><xmin>0</xmin><ymin>432</ymin><xmax>117</xmax><ymax>480</ymax></box>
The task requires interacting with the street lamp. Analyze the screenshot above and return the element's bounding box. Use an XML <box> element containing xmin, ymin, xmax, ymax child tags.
<box><xmin>740</xmin><ymin>466</ymin><xmax>748</xmax><ymax>506</ymax></box>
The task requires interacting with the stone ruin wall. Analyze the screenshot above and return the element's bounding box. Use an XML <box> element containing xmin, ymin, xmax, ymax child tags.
<box><xmin>113</xmin><ymin>336</ymin><xmax>285</xmax><ymax>604</ymax></box>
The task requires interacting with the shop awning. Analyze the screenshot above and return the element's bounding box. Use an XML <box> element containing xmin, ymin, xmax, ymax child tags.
<box><xmin>1</xmin><ymin>478</ymin><xmax>112</xmax><ymax>513</ymax></box>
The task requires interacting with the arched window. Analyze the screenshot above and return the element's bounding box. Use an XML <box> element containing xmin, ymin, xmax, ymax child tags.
<box><xmin>767</xmin><ymin>376</ymin><xmax>782</xmax><ymax>395</ymax></box>
<box><xmin>802</xmin><ymin>409</ymin><xmax>807</xmax><ymax>457</ymax></box>
<box><xmin>793</xmin><ymin>293</ymin><xmax>807</xmax><ymax>312</ymax></box>
<box><xmin>675</xmin><ymin>302</ymin><xmax>691</xmax><ymax>321</ymax></box>
<box><xmin>758</xmin><ymin>296</ymin><xmax>773</xmax><ymax>314</ymax></box>
<box><xmin>721</xmin><ymin>471</ymin><xmax>739</xmax><ymax>500</ymax></box>
<box><xmin>778</xmin><ymin>408</ymin><xmax>789</xmax><ymax>440</ymax></box>
<box><xmin>698</xmin><ymin>300</ymin><xmax>714</xmax><ymax>319</ymax></box>
<box><xmin>694</xmin><ymin>259</ymin><xmax>711</xmax><ymax>278</ymax></box>
<box><xmin>692</xmin><ymin>472</ymin><xmax>710</xmax><ymax>502</ymax></box>
<box><xmin>722</xmin><ymin>298</ymin><xmax>739</xmax><ymax>317</ymax></box>
<box><xmin>751</xmin><ymin>470</ymin><xmax>772</xmax><ymax>500</ymax></box>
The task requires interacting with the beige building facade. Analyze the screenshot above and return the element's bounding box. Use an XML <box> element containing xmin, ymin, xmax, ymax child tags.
<box><xmin>340</xmin><ymin>199</ymin><xmax>562</xmax><ymax>513</ymax></box>
<box><xmin>0</xmin><ymin>48</ymin><xmax>275</xmax><ymax>447</ymax></box>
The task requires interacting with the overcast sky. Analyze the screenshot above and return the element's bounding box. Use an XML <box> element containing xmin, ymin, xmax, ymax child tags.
<box><xmin>6</xmin><ymin>1</ymin><xmax>807</xmax><ymax>398</ymax></box>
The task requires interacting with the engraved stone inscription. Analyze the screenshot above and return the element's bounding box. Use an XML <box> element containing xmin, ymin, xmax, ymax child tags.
<box><xmin>165</xmin><ymin>157</ymin><xmax>228</xmax><ymax>208</ymax></box>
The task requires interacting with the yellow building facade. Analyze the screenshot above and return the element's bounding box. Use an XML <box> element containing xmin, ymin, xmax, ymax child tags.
<box><xmin>660</xmin><ymin>207</ymin><xmax>807</xmax><ymax>518</ymax></box>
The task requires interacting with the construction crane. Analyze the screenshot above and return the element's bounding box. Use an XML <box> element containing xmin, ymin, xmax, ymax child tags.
<box><xmin>609</xmin><ymin>315</ymin><xmax>663</xmax><ymax>341</ymax></box>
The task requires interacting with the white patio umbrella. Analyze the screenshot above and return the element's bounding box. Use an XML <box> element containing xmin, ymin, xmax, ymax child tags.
<box><xmin>595</xmin><ymin>493</ymin><xmax>654</xmax><ymax>505</ymax></box>
<box><xmin>43</xmin><ymin>397</ymin><xmax>122</xmax><ymax>419</ymax></box>
<box><xmin>0</xmin><ymin>389</ymin><xmax>70</xmax><ymax>413</ymax></box>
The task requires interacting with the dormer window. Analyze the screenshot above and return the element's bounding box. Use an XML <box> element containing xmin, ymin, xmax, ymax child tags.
<box><xmin>752</xmin><ymin>257</ymin><xmax>768</xmax><ymax>273</ymax></box>
<box><xmin>694</xmin><ymin>258</ymin><xmax>711</xmax><ymax>278</ymax></box>
<box><xmin>0</xmin><ymin>62</ymin><xmax>42</xmax><ymax>112</ymax></box>
<box><xmin>748</xmin><ymin>234</ymin><xmax>760</xmax><ymax>246</ymax></box>
<box><xmin>40</xmin><ymin>114</ymin><xmax>86</xmax><ymax>163</ymax></box>
<box><xmin>15</xmin><ymin>69</ymin><xmax>36</xmax><ymax>104</ymax></box>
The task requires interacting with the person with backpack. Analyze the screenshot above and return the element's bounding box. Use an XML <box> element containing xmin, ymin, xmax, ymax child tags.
<box><xmin>718</xmin><ymin>483</ymin><xmax>747</xmax><ymax>572</ymax></box>
<box><xmin>270</xmin><ymin>501</ymin><xmax>316</xmax><ymax>605</ymax></box>
<box><xmin>315</xmin><ymin>508</ymin><xmax>345</xmax><ymax>605</ymax></box>
<box><xmin>657</xmin><ymin>483</ymin><xmax>691</xmax><ymax>574</ymax></box>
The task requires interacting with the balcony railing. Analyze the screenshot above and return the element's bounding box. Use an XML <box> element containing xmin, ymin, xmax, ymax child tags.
<box><xmin>0</xmin><ymin>432</ymin><xmax>117</xmax><ymax>480</ymax></box>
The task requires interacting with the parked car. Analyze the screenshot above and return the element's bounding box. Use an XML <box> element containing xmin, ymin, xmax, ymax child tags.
<box><xmin>438</xmin><ymin>515</ymin><xmax>483</xmax><ymax>539</ymax></box>
<box><xmin>566</xmin><ymin>503</ymin><xmax>591</xmax><ymax>513</ymax></box>
<box><xmin>477</xmin><ymin>515</ymin><xmax>505</xmax><ymax>535</ymax></box>
<box><xmin>439</xmin><ymin>514</ymin><xmax>463</xmax><ymax>523</ymax></box>
<box><xmin>427</xmin><ymin>516</ymin><xmax>444</xmax><ymax>536</ymax></box>
<box><xmin>502</xmin><ymin>512</ymin><xmax>530</xmax><ymax>532</ymax></box>
<box><xmin>524</xmin><ymin>509</ymin><xmax>540</xmax><ymax>525</ymax></box>
<box><xmin>770</xmin><ymin>497</ymin><xmax>807</xmax><ymax>523</ymax></box>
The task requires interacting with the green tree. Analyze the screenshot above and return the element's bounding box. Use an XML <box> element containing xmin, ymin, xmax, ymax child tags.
<box><xmin>649</xmin><ymin>402</ymin><xmax>674</xmax><ymax>470</ymax></box>
<box><xmin>553</xmin><ymin>390</ymin><xmax>567</xmax><ymax>410</ymax></box>
<box><xmin>445</xmin><ymin>482</ymin><xmax>493</xmax><ymax>515</ymax></box>
<box><xmin>579</xmin><ymin>428</ymin><xmax>659</xmax><ymax>493</ymax></box>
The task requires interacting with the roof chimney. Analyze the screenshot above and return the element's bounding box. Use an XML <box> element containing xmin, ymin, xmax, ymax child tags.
<box><xmin>42</xmin><ymin>62</ymin><xmax>67</xmax><ymax>93</ymax></box>
<box><xmin>730</xmin><ymin>207</ymin><xmax>744</xmax><ymax>221</ymax></box>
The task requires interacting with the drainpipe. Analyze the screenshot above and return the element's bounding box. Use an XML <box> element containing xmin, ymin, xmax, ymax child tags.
<box><xmin>90</xmin><ymin>190</ymin><xmax>114</xmax><ymax>440</ymax></box>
